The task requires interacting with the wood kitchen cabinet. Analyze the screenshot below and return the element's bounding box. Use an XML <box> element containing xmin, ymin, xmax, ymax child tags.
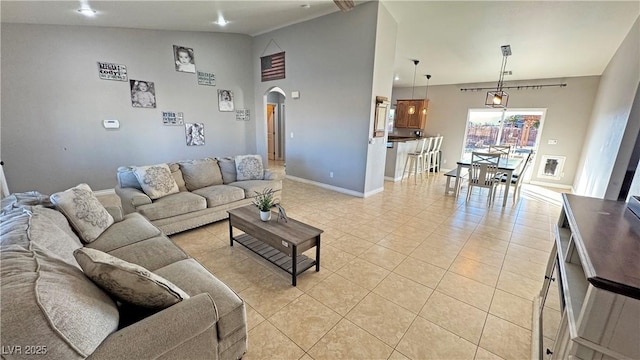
<box><xmin>395</xmin><ymin>99</ymin><xmax>428</xmax><ymax>129</ymax></box>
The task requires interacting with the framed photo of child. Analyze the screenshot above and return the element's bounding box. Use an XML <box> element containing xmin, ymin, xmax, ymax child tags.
<box><xmin>185</xmin><ymin>123</ymin><xmax>205</xmax><ymax>146</ymax></box>
<box><xmin>218</xmin><ymin>89</ymin><xmax>234</xmax><ymax>112</ymax></box>
<box><xmin>130</xmin><ymin>80</ymin><xmax>156</xmax><ymax>108</ymax></box>
<box><xmin>173</xmin><ymin>45</ymin><xmax>195</xmax><ymax>73</ymax></box>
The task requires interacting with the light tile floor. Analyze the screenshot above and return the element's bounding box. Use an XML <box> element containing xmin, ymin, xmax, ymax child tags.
<box><xmin>170</xmin><ymin>174</ymin><xmax>565</xmax><ymax>360</ymax></box>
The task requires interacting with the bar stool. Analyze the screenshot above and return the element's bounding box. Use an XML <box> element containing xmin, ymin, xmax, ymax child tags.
<box><xmin>402</xmin><ymin>138</ymin><xmax>427</xmax><ymax>184</ymax></box>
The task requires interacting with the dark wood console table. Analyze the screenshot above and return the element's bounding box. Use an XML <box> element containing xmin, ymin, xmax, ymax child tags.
<box><xmin>534</xmin><ymin>194</ymin><xmax>640</xmax><ymax>359</ymax></box>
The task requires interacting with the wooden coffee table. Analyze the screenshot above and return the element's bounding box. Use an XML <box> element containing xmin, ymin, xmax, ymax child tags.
<box><xmin>228</xmin><ymin>205</ymin><xmax>323</xmax><ymax>286</ymax></box>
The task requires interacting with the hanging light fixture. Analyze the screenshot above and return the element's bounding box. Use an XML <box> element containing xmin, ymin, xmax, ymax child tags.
<box><xmin>485</xmin><ymin>45</ymin><xmax>511</xmax><ymax>108</ymax></box>
<box><xmin>408</xmin><ymin>59</ymin><xmax>419</xmax><ymax>115</ymax></box>
<box><xmin>423</xmin><ymin>74</ymin><xmax>431</xmax><ymax>115</ymax></box>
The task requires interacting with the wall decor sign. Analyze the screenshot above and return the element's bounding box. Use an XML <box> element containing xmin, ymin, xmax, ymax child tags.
<box><xmin>260</xmin><ymin>51</ymin><xmax>285</xmax><ymax>82</ymax></box>
<box><xmin>173</xmin><ymin>45</ymin><xmax>196</xmax><ymax>73</ymax></box>
<box><xmin>218</xmin><ymin>90</ymin><xmax>234</xmax><ymax>112</ymax></box>
<box><xmin>97</xmin><ymin>62</ymin><xmax>127</xmax><ymax>81</ymax></box>
<box><xmin>130</xmin><ymin>80</ymin><xmax>156</xmax><ymax>108</ymax></box>
<box><xmin>197</xmin><ymin>71</ymin><xmax>216</xmax><ymax>86</ymax></box>
<box><xmin>236</xmin><ymin>109</ymin><xmax>250</xmax><ymax>121</ymax></box>
<box><xmin>185</xmin><ymin>123</ymin><xmax>205</xmax><ymax>146</ymax></box>
<box><xmin>162</xmin><ymin>111</ymin><xmax>184</xmax><ymax>126</ymax></box>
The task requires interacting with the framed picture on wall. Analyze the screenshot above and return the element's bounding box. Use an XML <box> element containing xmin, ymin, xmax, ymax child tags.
<box><xmin>373</xmin><ymin>96</ymin><xmax>389</xmax><ymax>137</ymax></box>
<box><xmin>218</xmin><ymin>90</ymin><xmax>234</xmax><ymax>112</ymax></box>
<box><xmin>185</xmin><ymin>123</ymin><xmax>205</xmax><ymax>146</ymax></box>
<box><xmin>538</xmin><ymin>155</ymin><xmax>566</xmax><ymax>180</ymax></box>
<box><xmin>130</xmin><ymin>80</ymin><xmax>156</xmax><ymax>108</ymax></box>
<box><xmin>173</xmin><ymin>45</ymin><xmax>196</xmax><ymax>73</ymax></box>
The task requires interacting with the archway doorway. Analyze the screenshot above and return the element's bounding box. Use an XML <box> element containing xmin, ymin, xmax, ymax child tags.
<box><xmin>265</xmin><ymin>87</ymin><xmax>286</xmax><ymax>168</ymax></box>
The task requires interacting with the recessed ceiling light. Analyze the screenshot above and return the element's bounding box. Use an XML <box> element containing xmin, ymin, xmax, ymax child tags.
<box><xmin>214</xmin><ymin>14</ymin><xmax>229</xmax><ymax>26</ymax></box>
<box><xmin>301</xmin><ymin>4</ymin><xmax>311</xmax><ymax>8</ymax></box>
<box><xmin>394</xmin><ymin>75</ymin><xmax>400</xmax><ymax>81</ymax></box>
<box><xmin>77</xmin><ymin>8</ymin><xmax>96</xmax><ymax>17</ymax></box>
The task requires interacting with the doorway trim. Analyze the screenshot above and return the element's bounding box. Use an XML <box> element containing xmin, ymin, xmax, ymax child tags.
<box><xmin>263</xmin><ymin>87</ymin><xmax>286</xmax><ymax>165</ymax></box>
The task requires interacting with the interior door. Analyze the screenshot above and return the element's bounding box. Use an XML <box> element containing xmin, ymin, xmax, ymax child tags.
<box><xmin>267</xmin><ymin>104</ymin><xmax>276</xmax><ymax>161</ymax></box>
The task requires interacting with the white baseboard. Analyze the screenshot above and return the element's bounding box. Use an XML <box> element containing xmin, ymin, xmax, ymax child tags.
<box><xmin>384</xmin><ymin>176</ymin><xmax>403</xmax><ymax>182</ymax></box>
<box><xmin>363</xmin><ymin>187</ymin><xmax>384</xmax><ymax>197</ymax></box>
<box><xmin>528</xmin><ymin>180</ymin><xmax>573</xmax><ymax>190</ymax></box>
<box><xmin>286</xmin><ymin>175</ymin><xmax>375</xmax><ymax>198</ymax></box>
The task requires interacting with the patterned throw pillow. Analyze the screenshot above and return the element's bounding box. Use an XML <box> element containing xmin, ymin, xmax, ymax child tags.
<box><xmin>50</xmin><ymin>183</ymin><xmax>115</xmax><ymax>243</ymax></box>
<box><xmin>235</xmin><ymin>155</ymin><xmax>264</xmax><ymax>181</ymax></box>
<box><xmin>133</xmin><ymin>164</ymin><xmax>179</xmax><ymax>200</ymax></box>
<box><xmin>74</xmin><ymin>248</ymin><xmax>190</xmax><ymax>309</ymax></box>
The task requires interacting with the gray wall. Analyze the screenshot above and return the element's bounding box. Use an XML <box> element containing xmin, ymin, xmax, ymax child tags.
<box><xmin>252</xmin><ymin>2</ymin><xmax>379</xmax><ymax>195</ymax></box>
<box><xmin>364</xmin><ymin>2</ymin><xmax>398</xmax><ymax>195</ymax></box>
<box><xmin>574</xmin><ymin>18</ymin><xmax>640</xmax><ymax>199</ymax></box>
<box><xmin>392</xmin><ymin>76</ymin><xmax>599</xmax><ymax>187</ymax></box>
<box><xmin>1</xmin><ymin>24</ymin><xmax>255</xmax><ymax>194</ymax></box>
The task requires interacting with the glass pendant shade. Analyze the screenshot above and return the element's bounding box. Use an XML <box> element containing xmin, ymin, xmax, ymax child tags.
<box><xmin>408</xmin><ymin>106</ymin><xmax>416</xmax><ymax>115</ymax></box>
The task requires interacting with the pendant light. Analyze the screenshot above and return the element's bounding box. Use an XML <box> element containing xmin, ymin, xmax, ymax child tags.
<box><xmin>408</xmin><ymin>59</ymin><xmax>419</xmax><ymax>115</ymax></box>
<box><xmin>423</xmin><ymin>74</ymin><xmax>431</xmax><ymax>115</ymax></box>
<box><xmin>485</xmin><ymin>45</ymin><xmax>511</xmax><ymax>108</ymax></box>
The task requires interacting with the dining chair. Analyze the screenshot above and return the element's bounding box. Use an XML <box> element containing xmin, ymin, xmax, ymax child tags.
<box><xmin>430</xmin><ymin>136</ymin><xmax>444</xmax><ymax>173</ymax></box>
<box><xmin>466</xmin><ymin>151</ymin><xmax>502</xmax><ymax>206</ymax></box>
<box><xmin>402</xmin><ymin>138</ymin><xmax>427</xmax><ymax>184</ymax></box>
<box><xmin>499</xmin><ymin>150</ymin><xmax>534</xmax><ymax>204</ymax></box>
<box><xmin>420</xmin><ymin>137</ymin><xmax>435</xmax><ymax>178</ymax></box>
<box><xmin>488</xmin><ymin>144</ymin><xmax>511</xmax><ymax>158</ymax></box>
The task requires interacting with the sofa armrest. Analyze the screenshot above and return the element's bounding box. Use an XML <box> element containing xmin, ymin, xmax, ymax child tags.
<box><xmin>89</xmin><ymin>294</ymin><xmax>219</xmax><ymax>360</ymax></box>
<box><xmin>115</xmin><ymin>186</ymin><xmax>152</xmax><ymax>214</ymax></box>
<box><xmin>264</xmin><ymin>168</ymin><xmax>285</xmax><ymax>181</ymax></box>
<box><xmin>95</xmin><ymin>192</ymin><xmax>124</xmax><ymax>222</ymax></box>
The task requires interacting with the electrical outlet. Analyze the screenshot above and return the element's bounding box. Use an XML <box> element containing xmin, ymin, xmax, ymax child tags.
<box><xmin>330</xmin><ymin>172</ymin><xmax>334</xmax><ymax>178</ymax></box>
<box><xmin>548</xmin><ymin>139</ymin><xmax>558</xmax><ymax>145</ymax></box>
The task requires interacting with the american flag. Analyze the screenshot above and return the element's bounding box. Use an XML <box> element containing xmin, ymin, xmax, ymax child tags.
<box><xmin>261</xmin><ymin>52</ymin><xmax>285</xmax><ymax>82</ymax></box>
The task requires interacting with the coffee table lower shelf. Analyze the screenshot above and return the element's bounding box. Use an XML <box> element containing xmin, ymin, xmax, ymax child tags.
<box><xmin>233</xmin><ymin>233</ymin><xmax>317</xmax><ymax>279</ymax></box>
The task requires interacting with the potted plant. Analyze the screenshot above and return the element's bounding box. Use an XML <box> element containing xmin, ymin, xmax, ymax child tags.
<box><xmin>252</xmin><ymin>188</ymin><xmax>275</xmax><ymax>221</ymax></box>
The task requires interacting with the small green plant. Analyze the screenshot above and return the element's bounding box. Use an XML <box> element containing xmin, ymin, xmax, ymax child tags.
<box><xmin>252</xmin><ymin>188</ymin><xmax>275</xmax><ymax>212</ymax></box>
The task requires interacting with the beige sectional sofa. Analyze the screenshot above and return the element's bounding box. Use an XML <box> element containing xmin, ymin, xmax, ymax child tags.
<box><xmin>0</xmin><ymin>189</ymin><xmax>247</xmax><ymax>360</ymax></box>
<box><xmin>116</xmin><ymin>155</ymin><xmax>284</xmax><ymax>235</ymax></box>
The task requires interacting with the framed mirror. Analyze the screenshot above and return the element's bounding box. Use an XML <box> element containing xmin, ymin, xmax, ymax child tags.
<box><xmin>374</xmin><ymin>96</ymin><xmax>389</xmax><ymax>137</ymax></box>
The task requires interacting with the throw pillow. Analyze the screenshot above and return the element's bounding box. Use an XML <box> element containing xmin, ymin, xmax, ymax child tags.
<box><xmin>74</xmin><ymin>248</ymin><xmax>190</xmax><ymax>309</ymax></box>
<box><xmin>50</xmin><ymin>184</ymin><xmax>114</xmax><ymax>243</ymax></box>
<box><xmin>235</xmin><ymin>154</ymin><xmax>264</xmax><ymax>181</ymax></box>
<box><xmin>216</xmin><ymin>157</ymin><xmax>237</xmax><ymax>184</ymax></box>
<box><xmin>116</xmin><ymin>166</ymin><xmax>143</xmax><ymax>190</ymax></box>
<box><xmin>178</xmin><ymin>158</ymin><xmax>223</xmax><ymax>191</ymax></box>
<box><xmin>133</xmin><ymin>163</ymin><xmax>180</xmax><ymax>200</ymax></box>
<box><xmin>168</xmin><ymin>163</ymin><xmax>187</xmax><ymax>192</ymax></box>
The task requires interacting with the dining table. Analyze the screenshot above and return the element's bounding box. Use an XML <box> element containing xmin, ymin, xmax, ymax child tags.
<box><xmin>453</xmin><ymin>155</ymin><xmax>524</xmax><ymax>206</ymax></box>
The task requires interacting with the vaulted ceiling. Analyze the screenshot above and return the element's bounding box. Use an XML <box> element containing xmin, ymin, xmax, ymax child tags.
<box><xmin>2</xmin><ymin>1</ymin><xmax>638</xmax><ymax>87</ymax></box>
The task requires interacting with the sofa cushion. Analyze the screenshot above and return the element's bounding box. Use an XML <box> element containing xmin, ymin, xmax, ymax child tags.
<box><xmin>216</xmin><ymin>157</ymin><xmax>237</xmax><ymax>184</ymax></box>
<box><xmin>106</xmin><ymin>235</ymin><xmax>189</xmax><ymax>271</ymax></box>
<box><xmin>192</xmin><ymin>185</ymin><xmax>245</xmax><ymax>207</ymax></box>
<box><xmin>87</xmin><ymin>212</ymin><xmax>162</xmax><ymax>253</ymax></box>
<box><xmin>1</xmin><ymin>244</ymin><xmax>119</xmax><ymax>359</ymax></box>
<box><xmin>228</xmin><ymin>180</ymin><xmax>283</xmax><ymax>199</ymax></box>
<box><xmin>116</xmin><ymin>166</ymin><xmax>143</xmax><ymax>190</ymax></box>
<box><xmin>134</xmin><ymin>164</ymin><xmax>180</xmax><ymax>200</ymax></box>
<box><xmin>136</xmin><ymin>192</ymin><xmax>207</xmax><ymax>221</ymax></box>
<box><xmin>155</xmin><ymin>259</ymin><xmax>246</xmax><ymax>339</ymax></box>
<box><xmin>235</xmin><ymin>154</ymin><xmax>264</xmax><ymax>181</ymax></box>
<box><xmin>179</xmin><ymin>158</ymin><xmax>223</xmax><ymax>191</ymax></box>
<box><xmin>168</xmin><ymin>162</ymin><xmax>187</xmax><ymax>192</ymax></box>
<box><xmin>50</xmin><ymin>183</ymin><xmax>114</xmax><ymax>243</ymax></box>
<box><xmin>74</xmin><ymin>248</ymin><xmax>190</xmax><ymax>309</ymax></box>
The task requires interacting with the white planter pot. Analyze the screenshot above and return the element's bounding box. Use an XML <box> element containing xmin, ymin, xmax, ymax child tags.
<box><xmin>260</xmin><ymin>210</ymin><xmax>271</xmax><ymax>222</ymax></box>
